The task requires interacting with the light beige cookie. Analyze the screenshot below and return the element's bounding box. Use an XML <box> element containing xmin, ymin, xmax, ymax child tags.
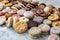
<box><xmin>6</xmin><ymin>17</ymin><xmax>13</xmax><ymax>27</ymax></box>
<box><xmin>14</xmin><ymin>21</ymin><xmax>28</xmax><ymax>33</ymax></box>
<box><xmin>0</xmin><ymin>16</ymin><xmax>6</xmax><ymax>25</ymax></box>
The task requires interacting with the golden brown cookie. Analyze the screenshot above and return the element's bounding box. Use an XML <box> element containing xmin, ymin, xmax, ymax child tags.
<box><xmin>48</xmin><ymin>14</ymin><xmax>59</xmax><ymax>21</ymax></box>
<box><xmin>4</xmin><ymin>13</ymin><xmax>12</xmax><ymax>19</ymax></box>
<box><xmin>14</xmin><ymin>21</ymin><xmax>28</xmax><ymax>33</ymax></box>
<box><xmin>1</xmin><ymin>1</ymin><xmax>9</xmax><ymax>4</ymax></box>
<box><xmin>52</xmin><ymin>21</ymin><xmax>60</xmax><ymax>28</ymax></box>
<box><xmin>5</xmin><ymin>3</ymin><xmax>13</xmax><ymax>7</ymax></box>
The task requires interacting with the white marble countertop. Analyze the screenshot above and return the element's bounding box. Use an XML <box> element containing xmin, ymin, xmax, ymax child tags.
<box><xmin>0</xmin><ymin>0</ymin><xmax>60</xmax><ymax>40</ymax></box>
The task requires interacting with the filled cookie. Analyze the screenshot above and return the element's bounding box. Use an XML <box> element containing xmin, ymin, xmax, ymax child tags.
<box><xmin>50</xmin><ymin>27</ymin><xmax>60</xmax><ymax>35</ymax></box>
<box><xmin>0</xmin><ymin>16</ymin><xmax>6</xmax><ymax>25</ymax></box>
<box><xmin>48</xmin><ymin>14</ymin><xmax>59</xmax><ymax>21</ymax></box>
<box><xmin>14</xmin><ymin>21</ymin><xmax>28</xmax><ymax>33</ymax></box>
<box><xmin>28</xmin><ymin>27</ymin><xmax>42</xmax><ymax>38</ymax></box>
<box><xmin>38</xmin><ymin>24</ymin><xmax>50</xmax><ymax>34</ymax></box>
<box><xmin>6</xmin><ymin>17</ymin><xmax>13</xmax><ymax>27</ymax></box>
<box><xmin>48</xmin><ymin>34</ymin><xmax>59</xmax><ymax>40</ymax></box>
<box><xmin>52</xmin><ymin>21</ymin><xmax>60</xmax><ymax>28</ymax></box>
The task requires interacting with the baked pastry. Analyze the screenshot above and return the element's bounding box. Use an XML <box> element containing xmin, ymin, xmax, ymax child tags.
<box><xmin>17</xmin><ymin>9</ymin><xmax>26</xmax><ymax>15</ymax></box>
<box><xmin>27</xmin><ymin>20</ymin><xmax>38</xmax><ymax>28</ymax></box>
<box><xmin>44</xmin><ymin>7</ymin><xmax>50</xmax><ymax>12</ymax></box>
<box><xmin>4</xmin><ymin>13</ymin><xmax>12</xmax><ymax>19</ymax></box>
<box><xmin>50</xmin><ymin>27</ymin><xmax>60</xmax><ymax>35</ymax></box>
<box><xmin>43</xmin><ymin>19</ymin><xmax>52</xmax><ymax>25</ymax></box>
<box><xmin>13</xmin><ymin>17</ymin><xmax>19</xmax><ymax>27</ymax></box>
<box><xmin>28</xmin><ymin>27</ymin><xmax>42</xmax><ymax>38</ymax></box>
<box><xmin>0</xmin><ymin>16</ymin><xmax>6</xmax><ymax>25</ymax></box>
<box><xmin>0</xmin><ymin>3</ymin><xmax>4</xmax><ymax>10</ymax></box>
<box><xmin>24</xmin><ymin>11</ymin><xmax>34</xmax><ymax>18</ymax></box>
<box><xmin>19</xmin><ymin>17</ymin><xmax>29</xmax><ymax>22</ymax></box>
<box><xmin>33</xmin><ymin>16</ymin><xmax>43</xmax><ymax>24</ymax></box>
<box><xmin>5</xmin><ymin>3</ymin><xmax>13</xmax><ymax>7</ymax></box>
<box><xmin>0</xmin><ymin>11</ymin><xmax>4</xmax><ymax>16</ymax></box>
<box><xmin>48</xmin><ymin>14</ymin><xmax>59</xmax><ymax>21</ymax></box>
<box><xmin>48</xmin><ymin>34</ymin><xmax>59</xmax><ymax>40</ymax></box>
<box><xmin>12</xmin><ymin>14</ymin><xmax>20</xmax><ymax>19</ymax></box>
<box><xmin>52</xmin><ymin>21</ymin><xmax>60</xmax><ymax>28</ymax></box>
<box><xmin>14</xmin><ymin>21</ymin><xmax>28</xmax><ymax>33</ymax></box>
<box><xmin>38</xmin><ymin>24</ymin><xmax>50</xmax><ymax>34</ymax></box>
<box><xmin>6</xmin><ymin>17</ymin><xmax>13</xmax><ymax>27</ymax></box>
<box><xmin>2</xmin><ymin>7</ymin><xmax>11</xmax><ymax>13</ymax></box>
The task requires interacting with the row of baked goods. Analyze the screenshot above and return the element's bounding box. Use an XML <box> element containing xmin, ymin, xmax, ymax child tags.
<box><xmin>0</xmin><ymin>0</ymin><xmax>60</xmax><ymax>39</ymax></box>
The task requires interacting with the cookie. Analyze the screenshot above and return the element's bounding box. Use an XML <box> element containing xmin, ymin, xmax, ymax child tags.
<box><xmin>43</xmin><ymin>19</ymin><xmax>52</xmax><ymax>25</ymax></box>
<box><xmin>19</xmin><ymin>17</ymin><xmax>29</xmax><ymax>22</ymax></box>
<box><xmin>48</xmin><ymin>14</ymin><xmax>59</xmax><ymax>21</ymax></box>
<box><xmin>0</xmin><ymin>11</ymin><xmax>4</xmax><ymax>16</ymax></box>
<box><xmin>8</xmin><ymin>10</ymin><xmax>17</xmax><ymax>14</ymax></box>
<box><xmin>5</xmin><ymin>3</ymin><xmax>13</xmax><ymax>7</ymax></box>
<box><xmin>28</xmin><ymin>27</ymin><xmax>42</xmax><ymax>38</ymax></box>
<box><xmin>0</xmin><ymin>3</ymin><xmax>4</xmax><ymax>10</ymax></box>
<box><xmin>6</xmin><ymin>17</ymin><xmax>13</xmax><ymax>27</ymax></box>
<box><xmin>2</xmin><ymin>7</ymin><xmax>11</xmax><ymax>13</ymax></box>
<box><xmin>5</xmin><ymin>13</ymin><xmax>12</xmax><ymax>19</ymax></box>
<box><xmin>44</xmin><ymin>7</ymin><xmax>50</xmax><ymax>12</ymax></box>
<box><xmin>24</xmin><ymin>11</ymin><xmax>34</xmax><ymax>18</ymax></box>
<box><xmin>33</xmin><ymin>16</ymin><xmax>43</xmax><ymax>24</ymax></box>
<box><xmin>13</xmin><ymin>17</ymin><xmax>19</xmax><ymax>27</ymax></box>
<box><xmin>38</xmin><ymin>24</ymin><xmax>50</xmax><ymax>34</ymax></box>
<box><xmin>17</xmin><ymin>9</ymin><xmax>26</xmax><ymax>15</ymax></box>
<box><xmin>52</xmin><ymin>21</ymin><xmax>60</xmax><ymax>28</ymax></box>
<box><xmin>24</xmin><ymin>0</ymin><xmax>32</xmax><ymax>3</ymax></box>
<box><xmin>50</xmin><ymin>27</ymin><xmax>60</xmax><ymax>35</ymax></box>
<box><xmin>1</xmin><ymin>1</ymin><xmax>9</xmax><ymax>4</ymax></box>
<box><xmin>48</xmin><ymin>34</ymin><xmax>59</xmax><ymax>40</ymax></box>
<box><xmin>12</xmin><ymin>14</ymin><xmax>20</xmax><ymax>19</ymax></box>
<box><xmin>14</xmin><ymin>21</ymin><xmax>28</xmax><ymax>33</ymax></box>
<box><xmin>27</xmin><ymin>20</ymin><xmax>38</xmax><ymax>28</ymax></box>
<box><xmin>0</xmin><ymin>16</ymin><xmax>6</xmax><ymax>25</ymax></box>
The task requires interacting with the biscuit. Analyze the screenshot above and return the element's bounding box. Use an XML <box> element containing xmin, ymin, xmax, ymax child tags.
<box><xmin>14</xmin><ymin>21</ymin><xmax>28</xmax><ymax>33</ymax></box>
<box><xmin>44</xmin><ymin>7</ymin><xmax>50</xmax><ymax>12</ymax></box>
<box><xmin>52</xmin><ymin>21</ymin><xmax>60</xmax><ymax>28</ymax></box>
<box><xmin>0</xmin><ymin>11</ymin><xmax>4</xmax><ymax>16</ymax></box>
<box><xmin>38</xmin><ymin>24</ymin><xmax>50</xmax><ymax>34</ymax></box>
<box><xmin>0</xmin><ymin>3</ymin><xmax>4</xmax><ymax>10</ymax></box>
<box><xmin>1</xmin><ymin>1</ymin><xmax>9</xmax><ymax>4</ymax></box>
<box><xmin>5</xmin><ymin>3</ymin><xmax>13</xmax><ymax>7</ymax></box>
<box><xmin>6</xmin><ymin>17</ymin><xmax>13</xmax><ymax>27</ymax></box>
<box><xmin>28</xmin><ymin>27</ymin><xmax>42</xmax><ymax>38</ymax></box>
<box><xmin>48</xmin><ymin>34</ymin><xmax>59</xmax><ymax>40</ymax></box>
<box><xmin>48</xmin><ymin>14</ymin><xmax>59</xmax><ymax>21</ymax></box>
<box><xmin>0</xmin><ymin>16</ymin><xmax>6</xmax><ymax>25</ymax></box>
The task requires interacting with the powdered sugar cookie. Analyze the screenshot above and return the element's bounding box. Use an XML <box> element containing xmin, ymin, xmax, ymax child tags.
<box><xmin>0</xmin><ymin>16</ymin><xmax>6</xmax><ymax>25</ymax></box>
<box><xmin>14</xmin><ymin>21</ymin><xmax>28</xmax><ymax>33</ymax></box>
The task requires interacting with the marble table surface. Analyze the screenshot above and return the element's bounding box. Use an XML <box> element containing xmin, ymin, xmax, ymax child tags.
<box><xmin>0</xmin><ymin>0</ymin><xmax>60</xmax><ymax>40</ymax></box>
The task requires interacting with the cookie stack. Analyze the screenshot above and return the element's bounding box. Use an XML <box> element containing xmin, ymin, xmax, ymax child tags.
<box><xmin>0</xmin><ymin>0</ymin><xmax>60</xmax><ymax>39</ymax></box>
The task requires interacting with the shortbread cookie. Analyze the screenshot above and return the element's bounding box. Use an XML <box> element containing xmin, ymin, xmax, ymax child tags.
<box><xmin>14</xmin><ymin>21</ymin><xmax>28</xmax><ymax>33</ymax></box>
<box><xmin>50</xmin><ymin>27</ymin><xmax>60</xmax><ymax>35</ymax></box>
<box><xmin>28</xmin><ymin>27</ymin><xmax>42</xmax><ymax>38</ymax></box>
<box><xmin>0</xmin><ymin>16</ymin><xmax>6</xmax><ymax>25</ymax></box>
<box><xmin>6</xmin><ymin>17</ymin><xmax>13</xmax><ymax>27</ymax></box>
<box><xmin>38</xmin><ymin>24</ymin><xmax>50</xmax><ymax>34</ymax></box>
<box><xmin>48</xmin><ymin>34</ymin><xmax>59</xmax><ymax>40</ymax></box>
<box><xmin>52</xmin><ymin>21</ymin><xmax>60</xmax><ymax>28</ymax></box>
<box><xmin>48</xmin><ymin>14</ymin><xmax>59</xmax><ymax>21</ymax></box>
<box><xmin>19</xmin><ymin>17</ymin><xmax>29</xmax><ymax>22</ymax></box>
<box><xmin>43</xmin><ymin>19</ymin><xmax>52</xmax><ymax>25</ymax></box>
<box><xmin>24</xmin><ymin>11</ymin><xmax>34</xmax><ymax>18</ymax></box>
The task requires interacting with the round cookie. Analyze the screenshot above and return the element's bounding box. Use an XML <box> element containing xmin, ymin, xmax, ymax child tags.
<box><xmin>0</xmin><ymin>16</ymin><xmax>6</xmax><ymax>25</ymax></box>
<box><xmin>52</xmin><ymin>21</ymin><xmax>60</xmax><ymax>28</ymax></box>
<box><xmin>44</xmin><ymin>7</ymin><xmax>50</xmax><ymax>12</ymax></box>
<box><xmin>33</xmin><ymin>16</ymin><xmax>43</xmax><ymax>24</ymax></box>
<box><xmin>0</xmin><ymin>3</ymin><xmax>4</xmax><ymax>10</ymax></box>
<box><xmin>19</xmin><ymin>17</ymin><xmax>29</xmax><ymax>22</ymax></box>
<box><xmin>14</xmin><ymin>21</ymin><xmax>28</xmax><ymax>33</ymax></box>
<box><xmin>48</xmin><ymin>34</ymin><xmax>59</xmax><ymax>40</ymax></box>
<box><xmin>43</xmin><ymin>19</ymin><xmax>52</xmax><ymax>25</ymax></box>
<box><xmin>50</xmin><ymin>27</ymin><xmax>60</xmax><ymax>35</ymax></box>
<box><xmin>38</xmin><ymin>24</ymin><xmax>50</xmax><ymax>34</ymax></box>
<box><xmin>24</xmin><ymin>11</ymin><xmax>34</xmax><ymax>18</ymax></box>
<box><xmin>28</xmin><ymin>27</ymin><xmax>42</xmax><ymax>38</ymax></box>
<box><xmin>48</xmin><ymin>14</ymin><xmax>59</xmax><ymax>21</ymax></box>
<box><xmin>6</xmin><ymin>17</ymin><xmax>13</xmax><ymax>27</ymax></box>
<box><xmin>17</xmin><ymin>9</ymin><xmax>26</xmax><ymax>15</ymax></box>
<box><xmin>27</xmin><ymin>20</ymin><xmax>38</xmax><ymax>28</ymax></box>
